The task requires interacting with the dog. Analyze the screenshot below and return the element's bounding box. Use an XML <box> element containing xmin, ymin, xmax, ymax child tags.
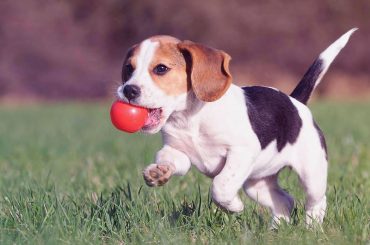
<box><xmin>116</xmin><ymin>29</ymin><xmax>356</xmax><ymax>226</ymax></box>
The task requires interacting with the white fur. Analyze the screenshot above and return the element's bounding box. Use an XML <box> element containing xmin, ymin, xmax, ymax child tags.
<box><xmin>118</xmin><ymin>40</ymin><xmax>164</xmax><ymax>109</ymax></box>
<box><xmin>118</xmin><ymin>30</ymin><xmax>355</xmax><ymax>226</ymax></box>
<box><xmin>157</xmin><ymin>85</ymin><xmax>328</xmax><ymax>223</ymax></box>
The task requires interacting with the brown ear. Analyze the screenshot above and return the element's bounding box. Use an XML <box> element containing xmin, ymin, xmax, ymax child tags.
<box><xmin>177</xmin><ymin>41</ymin><xmax>232</xmax><ymax>102</ymax></box>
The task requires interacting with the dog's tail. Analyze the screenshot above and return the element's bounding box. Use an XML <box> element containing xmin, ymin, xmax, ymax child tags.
<box><xmin>290</xmin><ymin>28</ymin><xmax>357</xmax><ymax>104</ymax></box>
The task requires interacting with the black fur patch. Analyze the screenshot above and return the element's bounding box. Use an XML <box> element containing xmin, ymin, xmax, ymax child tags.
<box><xmin>313</xmin><ymin>120</ymin><xmax>328</xmax><ymax>159</ymax></box>
<box><xmin>290</xmin><ymin>58</ymin><xmax>323</xmax><ymax>105</ymax></box>
<box><xmin>243</xmin><ymin>86</ymin><xmax>303</xmax><ymax>152</ymax></box>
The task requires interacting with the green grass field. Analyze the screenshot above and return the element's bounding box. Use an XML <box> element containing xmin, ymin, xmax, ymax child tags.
<box><xmin>0</xmin><ymin>101</ymin><xmax>369</xmax><ymax>244</ymax></box>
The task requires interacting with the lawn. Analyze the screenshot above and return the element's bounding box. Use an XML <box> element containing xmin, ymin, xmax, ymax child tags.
<box><xmin>0</xmin><ymin>100</ymin><xmax>369</xmax><ymax>244</ymax></box>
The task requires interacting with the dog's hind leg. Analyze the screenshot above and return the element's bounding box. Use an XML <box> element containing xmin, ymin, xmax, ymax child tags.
<box><xmin>243</xmin><ymin>175</ymin><xmax>294</xmax><ymax>226</ymax></box>
<box><xmin>296</xmin><ymin>155</ymin><xmax>328</xmax><ymax>226</ymax></box>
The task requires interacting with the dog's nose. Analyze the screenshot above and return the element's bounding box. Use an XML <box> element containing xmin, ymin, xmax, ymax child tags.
<box><xmin>123</xmin><ymin>85</ymin><xmax>141</xmax><ymax>100</ymax></box>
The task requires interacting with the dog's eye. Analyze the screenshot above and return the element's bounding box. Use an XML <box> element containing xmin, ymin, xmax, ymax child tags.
<box><xmin>153</xmin><ymin>64</ymin><xmax>170</xmax><ymax>75</ymax></box>
<box><xmin>122</xmin><ymin>64</ymin><xmax>134</xmax><ymax>82</ymax></box>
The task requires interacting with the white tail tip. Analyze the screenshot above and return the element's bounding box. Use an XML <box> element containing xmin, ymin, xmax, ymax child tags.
<box><xmin>337</xmin><ymin>28</ymin><xmax>358</xmax><ymax>48</ymax></box>
<box><xmin>319</xmin><ymin>28</ymin><xmax>358</xmax><ymax>63</ymax></box>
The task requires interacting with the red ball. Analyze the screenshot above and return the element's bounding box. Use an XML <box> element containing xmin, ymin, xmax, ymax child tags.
<box><xmin>110</xmin><ymin>100</ymin><xmax>148</xmax><ymax>133</ymax></box>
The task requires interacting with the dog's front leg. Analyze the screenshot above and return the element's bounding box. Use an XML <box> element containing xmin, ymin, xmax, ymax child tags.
<box><xmin>143</xmin><ymin>145</ymin><xmax>191</xmax><ymax>187</ymax></box>
<box><xmin>212</xmin><ymin>147</ymin><xmax>255</xmax><ymax>213</ymax></box>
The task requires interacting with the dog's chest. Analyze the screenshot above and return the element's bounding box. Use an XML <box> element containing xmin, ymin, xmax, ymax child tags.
<box><xmin>163</xmin><ymin>122</ymin><xmax>227</xmax><ymax>177</ymax></box>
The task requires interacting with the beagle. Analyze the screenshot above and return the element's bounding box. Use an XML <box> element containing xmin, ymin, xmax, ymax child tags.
<box><xmin>116</xmin><ymin>29</ymin><xmax>356</xmax><ymax>226</ymax></box>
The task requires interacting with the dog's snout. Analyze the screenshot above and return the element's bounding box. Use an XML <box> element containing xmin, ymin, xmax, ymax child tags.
<box><xmin>123</xmin><ymin>85</ymin><xmax>141</xmax><ymax>100</ymax></box>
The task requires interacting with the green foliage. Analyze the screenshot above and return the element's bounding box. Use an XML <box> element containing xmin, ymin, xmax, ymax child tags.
<box><xmin>0</xmin><ymin>101</ymin><xmax>369</xmax><ymax>244</ymax></box>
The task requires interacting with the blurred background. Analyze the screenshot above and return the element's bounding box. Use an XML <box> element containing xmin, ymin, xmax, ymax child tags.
<box><xmin>0</xmin><ymin>0</ymin><xmax>369</xmax><ymax>101</ymax></box>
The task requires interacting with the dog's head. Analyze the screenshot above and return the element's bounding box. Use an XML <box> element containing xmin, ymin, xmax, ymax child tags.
<box><xmin>117</xmin><ymin>35</ymin><xmax>232</xmax><ymax>133</ymax></box>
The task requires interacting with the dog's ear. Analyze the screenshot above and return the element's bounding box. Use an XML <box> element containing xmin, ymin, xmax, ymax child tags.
<box><xmin>177</xmin><ymin>41</ymin><xmax>232</xmax><ymax>102</ymax></box>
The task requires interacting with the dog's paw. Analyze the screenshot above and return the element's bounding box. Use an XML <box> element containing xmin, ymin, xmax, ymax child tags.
<box><xmin>213</xmin><ymin>196</ymin><xmax>244</xmax><ymax>213</ymax></box>
<box><xmin>143</xmin><ymin>163</ymin><xmax>173</xmax><ymax>187</ymax></box>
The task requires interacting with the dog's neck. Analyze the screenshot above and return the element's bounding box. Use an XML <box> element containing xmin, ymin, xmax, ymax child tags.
<box><xmin>162</xmin><ymin>84</ymin><xmax>241</xmax><ymax>134</ymax></box>
<box><xmin>163</xmin><ymin>91</ymin><xmax>204</xmax><ymax>130</ymax></box>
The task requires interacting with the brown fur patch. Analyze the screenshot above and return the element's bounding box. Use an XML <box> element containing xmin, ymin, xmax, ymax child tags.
<box><xmin>178</xmin><ymin>41</ymin><xmax>232</xmax><ymax>102</ymax></box>
<box><xmin>149</xmin><ymin>40</ymin><xmax>190</xmax><ymax>96</ymax></box>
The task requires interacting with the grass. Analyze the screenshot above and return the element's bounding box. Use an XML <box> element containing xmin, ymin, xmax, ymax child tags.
<box><xmin>0</xmin><ymin>100</ymin><xmax>369</xmax><ymax>244</ymax></box>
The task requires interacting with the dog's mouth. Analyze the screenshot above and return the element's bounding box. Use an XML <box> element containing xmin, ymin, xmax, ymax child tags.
<box><xmin>142</xmin><ymin>108</ymin><xmax>163</xmax><ymax>131</ymax></box>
